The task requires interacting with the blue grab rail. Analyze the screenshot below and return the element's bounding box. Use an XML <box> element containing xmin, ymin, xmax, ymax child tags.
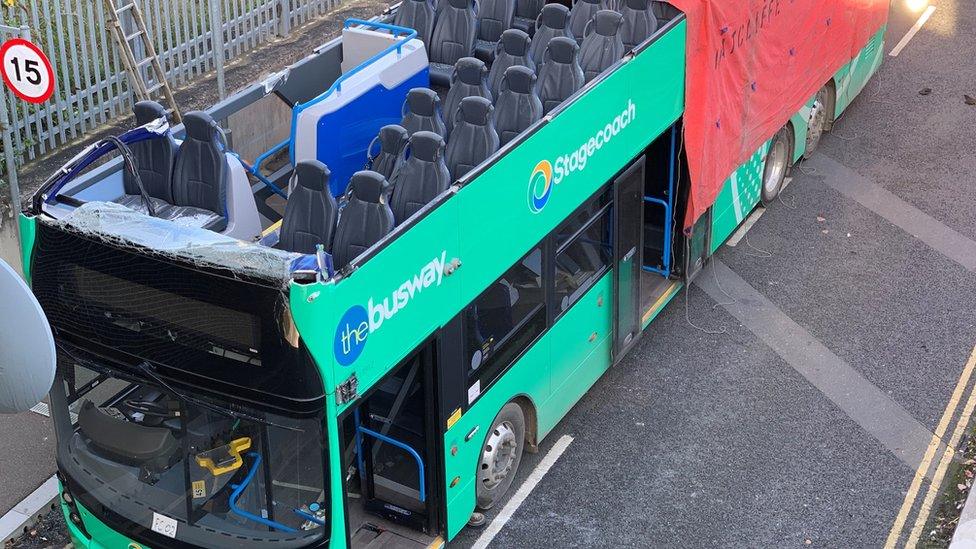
<box><xmin>229</xmin><ymin>452</ymin><xmax>299</xmax><ymax>533</ymax></box>
<box><xmin>642</xmin><ymin>125</ymin><xmax>678</xmax><ymax>278</ymax></box>
<box><xmin>353</xmin><ymin>409</ymin><xmax>427</xmax><ymax>502</ymax></box>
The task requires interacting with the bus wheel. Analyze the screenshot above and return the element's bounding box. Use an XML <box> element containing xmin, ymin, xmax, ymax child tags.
<box><xmin>476</xmin><ymin>402</ymin><xmax>525</xmax><ymax>510</ymax></box>
<box><xmin>804</xmin><ymin>86</ymin><xmax>831</xmax><ymax>158</ymax></box>
<box><xmin>761</xmin><ymin>127</ymin><xmax>791</xmax><ymax>205</ymax></box>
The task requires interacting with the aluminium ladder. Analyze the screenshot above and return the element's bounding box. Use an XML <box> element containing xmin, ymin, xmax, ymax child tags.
<box><xmin>104</xmin><ymin>0</ymin><xmax>182</xmax><ymax>123</ymax></box>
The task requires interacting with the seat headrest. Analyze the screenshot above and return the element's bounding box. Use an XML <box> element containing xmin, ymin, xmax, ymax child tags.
<box><xmin>540</xmin><ymin>4</ymin><xmax>570</xmax><ymax>29</ymax></box>
<box><xmin>133</xmin><ymin>101</ymin><xmax>168</xmax><ymax>125</ymax></box>
<box><xmin>182</xmin><ymin>111</ymin><xmax>220</xmax><ymax>142</ymax></box>
<box><xmin>453</xmin><ymin>57</ymin><xmax>487</xmax><ymax>86</ymax></box>
<box><xmin>446</xmin><ymin>0</ymin><xmax>470</xmax><ymax>10</ymax></box>
<box><xmin>546</xmin><ymin>36</ymin><xmax>579</xmax><ymax>64</ymax></box>
<box><xmin>349</xmin><ymin>170</ymin><xmax>391</xmax><ymax>203</ymax></box>
<box><xmin>294</xmin><ymin>160</ymin><xmax>330</xmax><ymax>191</ymax></box>
<box><xmin>405</xmin><ymin>88</ymin><xmax>440</xmax><ymax>117</ymax></box>
<box><xmin>408</xmin><ymin>131</ymin><xmax>446</xmax><ymax>163</ymax></box>
<box><xmin>379</xmin><ymin>124</ymin><xmax>409</xmax><ymax>152</ymax></box>
<box><xmin>502</xmin><ymin>65</ymin><xmax>537</xmax><ymax>94</ymax></box>
<box><xmin>499</xmin><ymin>29</ymin><xmax>531</xmax><ymax>56</ymax></box>
<box><xmin>458</xmin><ymin>96</ymin><xmax>494</xmax><ymax>126</ymax></box>
<box><xmin>593</xmin><ymin>10</ymin><xmax>624</xmax><ymax>36</ymax></box>
<box><xmin>578</xmin><ymin>0</ymin><xmax>601</xmax><ymax>5</ymax></box>
<box><xmin>625</xmin><ymin>0</ymin><xmax>649</xmax><ymax>9</ymax></box>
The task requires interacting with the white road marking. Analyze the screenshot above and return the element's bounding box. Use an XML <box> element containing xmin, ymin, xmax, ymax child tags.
<box><xmin>726</xmin><ymin>208</ymin><xmax>766</xmax><ymax>247</ymax></box>
<box><xmin>0</xmin><ymin>475</ymin><xmax>59</xmax><ymax>546</ymax></box>
<box><xmin>889</xmin><ymin>5</ymin><xmax>936</xmax><ymax>57</ymax></box>
<box><xmin>472</xmin><ymin>435</ymin><xmax>574</xmax><ymax>549</ymax></box>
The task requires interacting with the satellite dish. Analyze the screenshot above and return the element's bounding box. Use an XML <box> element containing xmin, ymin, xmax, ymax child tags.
<box><xmin>0</xmin><ymin>258</ymin><xmax>56</xmax><ymax>414</ymax></box>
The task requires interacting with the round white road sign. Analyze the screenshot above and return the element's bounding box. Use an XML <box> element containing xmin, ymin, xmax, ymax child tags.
<box><xmin>0</xmin><ymin>258</ymin><xmax>56</xmax><ymax>414</ymax></box>
<box><xmin>0</xmin><ymin>38</ymin><xmax>55</xmax><ymax>104</ymax></box>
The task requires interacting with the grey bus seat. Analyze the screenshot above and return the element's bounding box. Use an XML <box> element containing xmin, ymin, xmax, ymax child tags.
<box><xmin>620</xmin><ymin>0</ymin><xmax>659</xmax><ymax>50</ymax></box>
<box><xmin>487</xmin><ymin>29</ymin><xmax>534</xmax><ymax>98</ymax></box>
<box><xmin>165</xmin><ymin>111</ymin><xmax>228</xmax><ymax>231</ymax></box>
<box><xmin>494</xmin><ymin>65</ymin><xmax>543</xmax><ymax>145</ymax></box>
<box><xmin>536</xmin><ymin>36</ymin><xmax>584</xmax><ymax>114</ymax></box>
<box><xmin>367</xmin><ymin>124</ymin><xmax>409</xmax><ymax>181</ymax></box>
<box><xmin>512</xmin><ymin>0</ymin><xmax>545</xmax><ymax>35</ymax></box>
<box><xmin>568</xmin><ymin>0</ymin><xmax>605</xmax><ymax>44</ymax></box>
<box><xmin>333</xmin><ymin>171</ymin><xmax>395</xmax><ymax>268</ymax></box>
<box><xmin>278</xmin><ymin>160</ymin><xmax>338</xmax><ymax>254</ymax></box>
<box><xmin>445</xmin><ymin>96</ymin><xmax>499</xmax><ymax>179</ymax></box>
<box><xmin>528</xmin><ymin>4</ymin><xmax>572</xmax><ymax>66</ymax></box>
<box><xmin>652</xmin><ymin>0</ymin><xmax>673</xmax><ymax>27</ymax></box>
<box><xmin>443</xmin><ymin>57</ymin><xmax>492</xmax><ymax>134</ymax></box>
<box><xmin>428</xmin><ymin>0</ymin><xmax>479</xmax><ymax>87</ymax></box>
<box><xmin>390</xmin><ymin>131</ymin><xmax>451</xmax><ymax>224</ymax></box>
<box><xmin>395</xmin><ymin>0</ymin><xmax>437</xmax><ymax>44</ymax></box>
<box><xmin>579</xmin><ymin>10</ymin><xmax>624</xmax><ymax>83</ymax></box>
<box><xmin>474</xmin><ymin>0</ymin><xmax>515</xmax><ymax>61</ymax></box>
<box><xmin>116</xmin><ymin>101</ymin><xmax>177</xmax><ymax>215</ymax></box>
<box><xmin>400</xmin><ymin>88</ymin><xmax>448</xmax><ymax>140</ymax></box>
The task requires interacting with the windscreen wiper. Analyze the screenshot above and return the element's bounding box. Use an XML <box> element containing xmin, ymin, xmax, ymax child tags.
<box><xmin>134</xmin><ymin>362</ymin><xmax>300</xmax><ymax>432</ymax></box>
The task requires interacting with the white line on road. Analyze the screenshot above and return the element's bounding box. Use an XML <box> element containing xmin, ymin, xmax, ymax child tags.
<box><xmin>472</xmin><ymin>435</ymin><xmax>574</xmax><ymax>549</ymax></box>
<box><xmin>0</xmin><ymin>475</ymin><xmax>59</xmax><ymax>546</ymax></box>
<box><xmin>726</xmin><ymin>208</ymin><xmax>766</xmax><ymax>247</ymax></box>
<box><xmin>889</xmin><ymin>5</ymin><xmax>936</xmax><ymax>57</ymax></box>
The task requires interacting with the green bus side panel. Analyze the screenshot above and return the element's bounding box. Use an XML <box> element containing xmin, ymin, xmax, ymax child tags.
<box><xmin>67</xmin><ymin>499</ymin><xmax>141</xmax><ymax>549</ymax></box>
<box><xmin>835</xmin><ymin>28</ymin><xmax>886</xmax><ymax>116</ymax></box>
<box><xmin>443</xmin><ymin>273</ymin><xmax>613</xmax><ymax>539</ymax></box>
<box><xmin>709</xmin><ymin>141</ymin><xmax>769</xmax><ymax>253</ymax></box>
<box><xmin>18</xmin><ymin>213</ymin><xmax>36</xmax><ymax>283</ymax></box>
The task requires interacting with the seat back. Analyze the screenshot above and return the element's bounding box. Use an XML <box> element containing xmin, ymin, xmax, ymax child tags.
<box><xmin>514</xmin><ymin>0</ymin><xmax>545</xmax><ymax>25</ymax></box>
<box><xmin>579</xmin><ymin>10</ymin><xmax>624</xmax><ymax>82</ymax></box>
<box><xmin>619</xmin><ymin>0</ymin><xmax>658</xmax><ymax>50</ymax></box>
<box><xmin>390</xmin><ymin>131</ymin><xmax>451</xmax><ymax>224</ymax></box>
<box><xmin>171</xmin><ymin>111</ymin><xmax>228</xmax><ymax>217</ymax></box>
<box><xmin>332</xmin><ymin>171</ymin><xmax>395</xmax><ymax>268</ymax></box>
<box><xmin>445</xmin><ymin>96</ymin><xmax>500</xmax><ymax>179</ymax></box>
<box><xmin>278</xmin><ymin>161</ymin><xmax>339</xmax><ymax>254</ymax></box>
<box><xmin>429</xmin><ymin>0</ymin><xmax>478</xmax><ymax>67</ymax></box>
<box><xmin>536</xmin><ymin>36</ymin><xmax>585</xmax><ymax>114</ymax></box>
<box><xmin>367</xmin><ymin>124</ymin><xmax>409</xmax><ymax>180</ymax></box>
<box><xmin>567</xmin><ymin>0</ymin><xmax>604</xmax><ymax>43</ymax></box>
<box><xmin>528</xmin><ymin>4</ymin><xmax>572</xmax><ymax>66</ymax></box>
<box><xmin>400</xmin><ymin>88</ymin><xmax>448</xmax><ymax>140</ymax></box>
<box><xmin>125</xmin><ymin>101</ymin><xmax>177</xmax><ymax>203</ymax></box>
<box><xmin>477</xmin><ymin>0</ymin><xmax>515</xmax><ymax>44</ymax></box>
<box><xmin>443</xmin><ymin>57</ymin><xmax>492</xmax><ymax>134</ymax></box>
<box><xmin>395</xmin><ymin>0</ymin><xmax>437</xmax><ymax>43</ymax></box>
<box><xmin>487</xmin><ymin>29</ymin><xmax>534</xmax><ymax>97</ymax></box>
<box><xmin>494</xmin><ymin>65</ymin><xmax>543</xmax><ymax>145</ymax></box>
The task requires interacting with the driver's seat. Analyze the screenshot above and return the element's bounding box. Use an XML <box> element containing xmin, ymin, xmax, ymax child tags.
<box><xmin>115</xmin><ymin>101</ymin><xmax>178</xmax><ymax>216</ymax></box>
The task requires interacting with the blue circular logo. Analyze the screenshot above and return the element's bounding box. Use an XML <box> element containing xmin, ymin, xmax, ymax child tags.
<box><xmin>334</xmin><ymin>305</ymin><xmax>369</xmax><ymax>366</ymax></box>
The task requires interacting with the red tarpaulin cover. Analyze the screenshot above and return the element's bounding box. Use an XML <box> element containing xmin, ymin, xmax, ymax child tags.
<box><xmin>668</xmin><ymin>0</ymin><xmax>888</xmax><ymax>229</ymax></box>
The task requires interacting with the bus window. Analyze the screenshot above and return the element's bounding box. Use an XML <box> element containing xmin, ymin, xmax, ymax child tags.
<box><xmin>464</xmin><ymin>247</ymin><xmax>547</xmax><ymax>396</ymax></box>
<box><xmin>555</xmin><ymin>208</ymin><xmax>612</xmax><ymax>314</ymax></box>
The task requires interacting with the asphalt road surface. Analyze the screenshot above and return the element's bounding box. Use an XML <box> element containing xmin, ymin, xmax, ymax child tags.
<box><xmin>453</xmin><ymin>1</ymin><xmax>976</xmax><ymax>547</ymax></box>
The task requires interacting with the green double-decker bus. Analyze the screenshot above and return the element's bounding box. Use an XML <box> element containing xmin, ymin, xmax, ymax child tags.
<box><xmin>12</xmin><ymin>2</ymin><xmax>885</xmax><ymax>547</ymax></box>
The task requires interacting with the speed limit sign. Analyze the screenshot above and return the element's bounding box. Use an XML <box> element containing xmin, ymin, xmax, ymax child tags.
<box><xmin>0</xmin><ymin>38</ymin><xmax>55</xmax><ymax>104</ymax></box>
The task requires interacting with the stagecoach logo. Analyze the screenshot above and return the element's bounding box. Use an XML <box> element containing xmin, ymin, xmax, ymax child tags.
<box><xmin>334</xmin><ymin>251</ymin><xmax>449</xmax><ymax>366</ymax></box>
<box><xmin>527</xmin><ymin>99</ymin><xmax>637</xmax><ymax>213</ymax></box>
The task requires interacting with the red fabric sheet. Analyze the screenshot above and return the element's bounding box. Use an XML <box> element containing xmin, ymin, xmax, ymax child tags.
<box><xmin>668</xmin><ymin>0</ymin><xmax>888</xmax><ymax>229</ymax></box>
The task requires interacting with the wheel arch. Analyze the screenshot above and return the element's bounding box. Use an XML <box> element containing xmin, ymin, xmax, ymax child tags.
<box><xmin>511</xmin><ymin>395</ymin><xmax>540</xmax><ymax>454</ymax></box>
<box><xmin>823</xmin><ymin>78</ymin><xmax>838</xmax><ymax>131</ymax></box>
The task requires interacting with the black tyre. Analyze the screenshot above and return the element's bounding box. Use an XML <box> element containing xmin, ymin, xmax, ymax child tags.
<box><xmin>760</xmin><ymin>126</ymin><xmax>791</xmax><ymax>206</ymax></box>
<box><xmin>476</xmin><ymin>402</ymin><xmax>525</xmax><ymax>510</ymax></box>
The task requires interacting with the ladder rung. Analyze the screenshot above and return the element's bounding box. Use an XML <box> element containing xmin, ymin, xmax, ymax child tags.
<box><xmin>145</xmin><ymin>83</ymin><xmax>164</xmax><ymax>93</ymax></box>
<box><xmin>135</xmin><ymin>57</ymin><xmax>154</xmax><ymax>69</ymax></box>
<box><xmin>124</xmin><ymin>29</ymin><xmax>144</xmax><ymax>42</ymax></box>
<box><xmin>114</xmin><ymin>3</ymin><xmax>135</xmax><ymax>15</ymax></box>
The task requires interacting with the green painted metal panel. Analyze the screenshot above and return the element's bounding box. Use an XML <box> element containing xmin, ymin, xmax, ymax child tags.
<box><xmin>68</xmin><ymin>498</ymin><xmax>142</xmax><ymax>549</ymax></box>
<box><xmin>18</xmin><ymin>213</ymin><xmax>36</xmax><ymax>284</ymax></box>
<box><xmin>836</xmin><ymin>28</ymin><xmax>886</xmax><ymax>115</ymax></box>
<box><xmin>709</xmin><ymin>141</ymin><xmax>770</xmax><ymax>253</ymax></box>
<box><xmin>442</xmin><ymin>273</ymin><xmax>612</xmax><ymax>539</ymax></box>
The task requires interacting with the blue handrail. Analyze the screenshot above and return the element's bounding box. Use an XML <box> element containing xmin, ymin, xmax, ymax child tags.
<box><xmin>246</xmin><ymin>139</ymin><xmax>291</xmax><ymax>198</ymax></box>
<box><xmin>228</xmin><ymin>452</ymin><xmax>299</xmax><ymax>533</ymax></box>
<box><xmin>642</xmin><ymin>125</ymin><xmax>678</xmax><ymax>277</ymax></box>
<box><xmin>353</xmin><ymin>409</ymin><xmax>427</xmax><ymax>502</ymax></box>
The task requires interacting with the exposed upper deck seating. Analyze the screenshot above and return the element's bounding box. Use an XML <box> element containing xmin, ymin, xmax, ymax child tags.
<box><xmin>528</xmin><ymin>4</ymin><xmax>572</xmax><ymax>66</ymax></box>
<box><xmin>536</xmin><ymin>36</ymin><xmax>585</xmax><ymax>114</ymax></box>
<box><xmin>445</xmin><ymin>96</ymin><xmax>499</xmax><ymax>178</ymax></box>
<box><xmin>487</xmin><ymin>29</ymin><xmax>534</xmax><ymax>98</ymax></box>
<box><xmin>390</xmin><ymin>131</ymin><xmax>451</xmax><ymax>224</ymax></box>
<box><xmin>401</xmin><ymin>87</ymin><xmax>449</xmax><ymax>139</ymax></box>
<box><xmin>579</xmin><ymin>10</ymin><xmax>624</xmax><ymax>82</ymax></box>
<box><xmin>428</xmin><ymin>0</ymin><xmax>479</xmax><ymax>86</ymax></box>
<box><xmin>494</xmin><ymin>65</ymin><xmax>543</xmax><ymax>145</ymax></box>
<box><xmin>333</xmin><ymin>171</ymin><xmax>395</xmax><ymax>268</ymax></box>
<box><xmin>116</xmin><ymin>101</ymin><xmax>177</xmax><ymax>215</ymax></box>
<box><xmin>165</xmin><ymin>112</ymin><xmax>233</xmax><ymax>232</ymax></box>
<box><xmin>367</xmin><ymin>124</ymin><xmax>410</xmax><ymax>180</ymax></box>
<box><xmin>620</xmin><ymin>0</ymin><xmax>659</xmax><ymax>50</ymax></box>
<box><xmin>512</xmin><ymin>0</ymin><xmax>545</xmax><ymax>35</ymax></box>
<box><xmin>394</xmin><ymin>0</ymin><xmax>437</xmax><ymax>43</ymax></box>
<box><xmin>568</xmin><ymin>0</ymin><xmax>605</xmax><ymax>43</ymax></box>
<box><xmin>474</xmin><ymin>0</ymin><xmax>516</xmax><ymax>60</ymax></box>
<box><xmin>443</xmin><ymin>57</ymin><xmax>492</xmax><ymax>134</ymax></box>
<box><xmin>278</xmin><ymin>161</ymin><xmax>339</xmax><ymax>254</ymax></box>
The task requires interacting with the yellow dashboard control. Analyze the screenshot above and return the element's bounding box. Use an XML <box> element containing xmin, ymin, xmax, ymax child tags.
<box><xmin>195</xmin><ymin>437</ymin><xmax>252</xmax><ymax>476</ymax></box>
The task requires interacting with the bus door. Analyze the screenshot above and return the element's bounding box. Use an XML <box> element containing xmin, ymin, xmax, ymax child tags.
<box><xmin>344</xmin><ymin>342</ymin><xmax>441</xmax><ymax>546</ymax></box>
<box><xmin>612</xmin><ymin>155</ymin><xmax>646</xmax><ymax>362</ymax></box>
